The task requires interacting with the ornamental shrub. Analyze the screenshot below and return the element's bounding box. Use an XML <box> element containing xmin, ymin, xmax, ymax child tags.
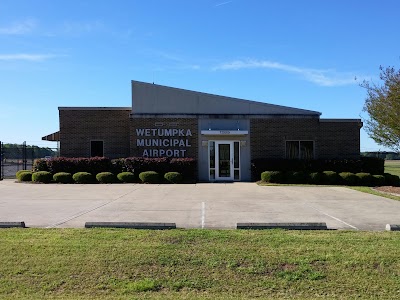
<box><xmin>285</xmin><ymin>171</ymin><xmax>308</xmax><ymax>184</ymax></box>
<box><xmin>356</xmin><ymin>172</ymin><xmax>374</xmax><ymax>186</ymax></box>
<box><xmin>16</xmin><ymin>170</ymin><xmax>32</xmax><ymax>179</ymax></box>
<box><xmin>322</xmin><ymin>171</ymin><xmax>339</xmax><ymax>185</ymax></box>
<box><xmin>117</xmin><ymin>172</ymin><xmax>135</xmax><ymax>183</ymax></box>
<box><xmin>32</xmin><ymin>171</ymin><xmax>53</xmax><ymax>183</ymax></box>
<box><xmin>372</xmin><ymin>175</ymin><xmax>386</xmax><ymax>186</ymax></box>
<box><xmin>53</xmin><ymin>172</ymin><xmax>73</xmax><ymax>184</ymax></box>
<box><xmin>96</xmin><ymin>172</ymin><xmax>116</xmax><ymax>184</ymax></box>
<box><xmin>261</xmin><ymin>171</ymin><xmax>283</xmax><ymax>183</ymax></box>
<box><xmin>139</xmin><ymin>171</ymin><xmax>160</xmax><ymax>184</ymax></box>
<box><xmin>164</xmin><ymin>172</ymin><xmax>183</xmax><ymax>184</ymax></box>
<box><xmin>384</xmin><ymin>173</ymin><xmax>400</xmax><ymax>186</ymax></box>
<box><xmin>17</xmin><ymin>171</ymin><xmax>32</xmax><ymax>182</ymax></box>
<box><xmin>72</xmin><ymin>172</ymin><xmax>94</xmax><ymax>184</ymax></box>
<box><xmin>339</xmin><ymin>172</ymin><xmax>358</xmax><ymax>186</ymax></box>
<box><xmin>309</xmin><ymin>172</ymin><xmax>324</xmax><ymax>185</ymax></box>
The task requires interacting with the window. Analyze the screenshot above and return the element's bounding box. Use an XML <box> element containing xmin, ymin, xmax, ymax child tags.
<box><xmin>286</xmin><ymin>141</ymin><xmax>314</xmax><ymax>159</ymax></box>
<box><xmin>91</xmin><ymin>140</ymin><xmax>104</xmax><ymax>157</ymax></box>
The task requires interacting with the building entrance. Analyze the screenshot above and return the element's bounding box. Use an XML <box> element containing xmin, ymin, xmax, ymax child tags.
<box><xmin>209</xmin><ymin>141</ymin><xmax>240</xmax><ymax>181</ymax></box>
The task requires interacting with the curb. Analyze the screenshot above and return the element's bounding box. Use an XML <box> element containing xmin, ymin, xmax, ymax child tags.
<box><xmin>0</xmin><ymin>221</ymin><xmax>26</xmax><ymax>228</ymax></box>
<box><xmin>237</xmin><ymin>222</ymin><xmax>328</xmax><ymax>230</ymax></box>
<box><xmin>85</xmin><ymin>222</ymin><xmax>176</xmax><ymax>229</ymax></box>
<box><xmin>385</xmin><ymin>224</ymin><xmax>400</xmax><ymax>231</ymax></box>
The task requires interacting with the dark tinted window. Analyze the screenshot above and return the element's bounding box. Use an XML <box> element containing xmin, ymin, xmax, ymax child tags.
<box><xmin>91</xmin><ymin>141</ymin><xmax>103</xmax><ymax>157</ymax></box>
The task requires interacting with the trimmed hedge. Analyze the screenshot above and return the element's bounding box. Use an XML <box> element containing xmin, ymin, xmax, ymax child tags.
<box><xmin>384</xmin><ymin>173</ymin><xmax>400</xmax><ymax>186</ymax></box>
<box><xmin>261</xmin><ymin>171</ymin><xmax>283</xmax><ymax>183</ymax></box>
<box><xmin>16</xmin><ymin>170</ymin><xmax>32</xmax><ymax>178</ymax></box>
<box><xmin>32</xmin><ymin>171</ymin><xmax>53</xmax><ymax>183</ymax></box>
<box><xmin>139</xmin><ymin>171</ymin><xmax>160</xmax><ymax>184</ymax></box>
<box><xmin>117</xmin><ymin>172</ymin><xmax>135</xmax><ymax>183</ymax></box>
<box><xmin>17</xmin><ymin>171</ymin><xmax>32</xmax><ymax>182</ymax></box>
<box><xmin>356</xmin><ymin>172</ymin><xmax>374</xmax><ymax>186</ymax></box>
<box><xmin>372</xmin><ymin>175</ymin><xmax>386</xmax><ymax>186</ymax></box>
<box><xmin>72</xmin><ymin>172</ymin><xmax>94</xmax><ymax>184</ymax></box>
<box><xmin>285</xmin><ymin>171</ymin><xmax>308</xmax><ymax>184</ymax></box>
<box><xmin>53</xmin><ymin>172</ymin><xmax>73</xmax><ymax>184</ymax></box>
<box><xmin>339</xmin><ymin>172</ymin><xmax>358</xmax><ymax>186</ymax></box>
<box><xmin>252</xmin><ymin>157</ymin><xmax>384</xmax><ymax>180</ymax></box>
<box><xmin>164</xmin><ymin>172</ymin><xmax>183</xmax><ymax>184</ymax></box>
<box><xmin>309</xmin><ymin>172</ymin><xmax>323</xmax><ymax>185</ymax></box>
<box><xmin>322</xmin><ymin>171</ymin><xmax>339</xmax><ymax>185</ymax></box>
<box><xmin>34</xmin><ymin>157</ymin><xmax>197</xmax><ymax>182</ymax></box>
<box><xmin>96</xmin><ymin>172</ymin><xmax>116</xmax><ymax>184</ymax></box>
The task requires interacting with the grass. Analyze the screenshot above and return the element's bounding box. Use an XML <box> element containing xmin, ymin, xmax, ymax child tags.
<box><xmin>348</xmin><ymin>186</ymin><xmax>400</xmax><ymax>201</ymax></box>
<box><xmin>1</xmin><ymin>229</ymin><xmax>400</xmax><ymax>299</ymax></box>
<box><xmin>385</xmin><ymin>160</ymin><xmax>400</xmax><ymax>177</ymax></box>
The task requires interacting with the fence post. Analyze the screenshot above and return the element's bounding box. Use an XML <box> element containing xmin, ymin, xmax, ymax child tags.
<box><xmin>23</xmin><ymin>141</ymin><xmax>27</xmax><ymax>170</ymax></box>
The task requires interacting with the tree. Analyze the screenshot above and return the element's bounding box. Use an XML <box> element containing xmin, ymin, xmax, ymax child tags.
<box><xmin>361</xmin><ymin>65</ymin><xmax>400</xmax><ymax>152</ymax></box>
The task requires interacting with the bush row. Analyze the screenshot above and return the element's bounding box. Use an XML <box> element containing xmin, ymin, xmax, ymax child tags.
<box><xmin>16</xmin><ymin>170</ymin><xmax>183</xmax><ymax>184</ymax></box>
<box><xmin>252</xmin><ymin>157</ymin><xmax>385</xmax><ymax>180</ymax></box>
<box><xmin>33</xmin><ymin>157</ymin><xmax>196</xmax><ymax>182</ymax></box>
<box><xmin>260</xmin><ymin>170</ymin><xmax>400</xmax><ymax>186</ymax></box>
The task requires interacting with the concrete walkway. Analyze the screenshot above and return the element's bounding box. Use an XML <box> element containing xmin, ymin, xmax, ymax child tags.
<box><xmin>1</xmin><ymin>179</ymin><xmax>400</xmax><ymax>230</ymax></box>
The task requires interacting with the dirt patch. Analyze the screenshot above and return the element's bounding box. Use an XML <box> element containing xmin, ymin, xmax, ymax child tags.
<box><xmin>374</xmin><ymin>186</ymin><xmax>400</xmax><ymax>196</ymax></box>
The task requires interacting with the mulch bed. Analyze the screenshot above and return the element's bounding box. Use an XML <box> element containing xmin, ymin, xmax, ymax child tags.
<box><xmin>374</xmin><ymin>186</ymin><xmax>400</xmax><ymax>196</ymax></box>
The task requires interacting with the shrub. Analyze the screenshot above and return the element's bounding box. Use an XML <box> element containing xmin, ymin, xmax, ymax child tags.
<box><xmin>72</xmin><ymin>172</ymin><xmax>94</xmax><ymax>184</ymax></box>
<box><xmin>261</xmin><ymin>171</ymin><xmax>283</xmax><ymax>183</ymax></box>
<box><xmin>372</xmin><ymin>175</ymin><xmax>386</xmax><ymax>186</ymax></box>
<box><xmin>356</xmin><ymin>172</ymin><xmax>374</xmax><ymax>186</ymax></box>
<box><xmin>139</xmin><ymin>171</ymin><xmax>160</xmax><ymax>184</ymax></box>
<box><xmin>284</xmin><ymin>171</ymin><xmax>308</xmax><ymax>184</ymax></box>
<box><xmin>16</xmin><ymin>170</ymin><xmax>32</xmax><ymax>179</ymax></box>
<box><xmin>322</xmin><ymin>171</ymin><xmax>339</xmax><ymax>185</ymax></box>
<box><xmin>164</xmin><ymin>172</ymin><xmax>183</xmax><ymax>183</ymax></box>
<box><xmin>309</xmin><ymin>172</ymin><xmax>324</xmax><ymax>185</ymax></box>
<box><xmin>53</xmin><ymin>172</ymin><xmax>73</xmax><ymax>184</ymax></box>
<box><xmin>96</xmin><ymin>172</ymin><xmax>116</xmax><ymax>184</ymax></box>
<box><xmin>32</xmin><ymin>171</ymin><xmax>53</xmax><ymax>183</ymax></box>
<box><xmin>384</xmin><ymin>173</ymin><xmax>400</xmax><ymax>186</ymax></box>
<box><xmin>17</xmin><ymin>171</ymin><xmax>32</xmax><ymax>182</ymax></box>
<box><xmin>339</xmin><ymin>172</ymin><xmax>358</xmax><ymax>186</ymax></box>
<box><xmin>117</xmin><ymin>172</ymin><xmax>135</xmax><ymax>183</ymax></box>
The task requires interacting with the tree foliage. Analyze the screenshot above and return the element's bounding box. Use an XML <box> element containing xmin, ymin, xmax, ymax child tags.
<box><xmin>361</xmin><ymin>65</ymin><xmax>400</xmax><ymax>152</ymax></box>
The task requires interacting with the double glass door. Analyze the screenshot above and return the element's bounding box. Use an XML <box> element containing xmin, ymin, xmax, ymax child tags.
<box><xmin>209</xmin><ymin>141</ymin><xmax>240</xmax><ymax>181</ymax></box>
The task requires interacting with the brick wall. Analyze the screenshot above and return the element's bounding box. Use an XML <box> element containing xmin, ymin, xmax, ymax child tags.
<box><xmin>59</xmin><ymin>109</ymin><xmax>131</xmax><ymax>158</ymax></box>
<box><xmin>250</xmin><ymin>118</ymin><xmax>361</xmax><ymax>160</ymax></box>
<box><xmin>130</xmin><ymin>117</ymin><xmax>198</xmax><ymax>160</ymax></box>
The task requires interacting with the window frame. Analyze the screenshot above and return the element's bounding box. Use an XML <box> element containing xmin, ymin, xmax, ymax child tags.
<box><xmin>285</xmin><ymin>140</ymin><xmax>315</xmax><ymax>159</ymax></box>
<box><xmin>90</xmin><ymin>140</ymin><xmax>104</xmax><ymax>157</ymax></box>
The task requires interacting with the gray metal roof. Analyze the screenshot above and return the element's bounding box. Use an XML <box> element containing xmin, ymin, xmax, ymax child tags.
<box><xmin>131</xmin><ymin>80</ymin><xmax>321</xmax><ymax>116</ymax></box>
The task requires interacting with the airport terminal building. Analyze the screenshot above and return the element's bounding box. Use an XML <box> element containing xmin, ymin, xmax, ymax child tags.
<box><xmin>43</xmin><ymin>80</ymin><xmax>362</xmax><ymax>181</ymax></box>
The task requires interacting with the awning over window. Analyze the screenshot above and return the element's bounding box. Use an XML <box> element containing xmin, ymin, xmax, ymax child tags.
<box><xmin>42</xmin><ymin>131</ymin><xmax>60</xmax><ymax>141</ymax></box>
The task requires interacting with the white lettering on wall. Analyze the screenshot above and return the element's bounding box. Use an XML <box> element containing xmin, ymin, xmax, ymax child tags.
<box><xmin>135</xmin><ymin>128</ymin><xmax>192</xmax><ymax>158</ymax></box>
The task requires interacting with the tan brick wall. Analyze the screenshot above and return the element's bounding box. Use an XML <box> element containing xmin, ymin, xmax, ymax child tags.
<box><xmin>250</xmin><ymin>118</ymin><xmax>361</xmax><ymax>160</ymax></box>
<box><xmin>130</xmin><ymin>117</ymin><xmax>198</xmax><ymax>159</ymax></box>
<box><xmin>59</xmin><ymin>109</ymin><xmax>131</xmax><ymax>158</ymax></box>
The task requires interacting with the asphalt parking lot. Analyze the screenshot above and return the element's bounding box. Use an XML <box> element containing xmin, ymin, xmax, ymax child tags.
<box><xmin>1</xmin><ymin>179</ymin><xmax>399</xmax><ymax>230</ymax></box>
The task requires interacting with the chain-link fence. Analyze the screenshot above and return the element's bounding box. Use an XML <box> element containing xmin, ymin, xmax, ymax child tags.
<box><xmin>0</xmin><ymin>141</ymin><xmax>59</xmax><ymax>179</ymax></box>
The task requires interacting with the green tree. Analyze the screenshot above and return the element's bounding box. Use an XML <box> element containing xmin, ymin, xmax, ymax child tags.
<box><xmin>361</xmin><ymin>65</ymin><xmax>400</xmax><ymax>152</ymax></box>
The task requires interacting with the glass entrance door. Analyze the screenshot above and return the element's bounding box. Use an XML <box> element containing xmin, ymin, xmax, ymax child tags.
<box><xmin>215</xmin><ymin>141</ymin><xmax>234</xmax><ymax>181</ymax></box>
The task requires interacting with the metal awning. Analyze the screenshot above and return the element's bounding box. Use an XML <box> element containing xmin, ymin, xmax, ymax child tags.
<box><xmin>42</xmin><ymin>131</ymin><xmax>60</xmax><ymax>141</ymax></box>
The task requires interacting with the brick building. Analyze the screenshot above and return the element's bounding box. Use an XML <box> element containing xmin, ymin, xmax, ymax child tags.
<box><xmin>43</xmin><ymin>80</ymin><xmax>362</xmax><ymax>181</ymax></box>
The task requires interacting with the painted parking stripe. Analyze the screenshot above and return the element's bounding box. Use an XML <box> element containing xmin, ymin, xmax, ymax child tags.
<box><xmin>305</xmin><ymin>204</ymin><xmax>359</xmax><ymax>230</ymax></box>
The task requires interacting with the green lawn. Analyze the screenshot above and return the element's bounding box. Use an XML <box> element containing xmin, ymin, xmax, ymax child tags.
<box><xmin>385</xmin><ymin>160</ymin><xmax>400</xmax><ymax>177</ymax></box>
<box><xmin>1</xmin><ymin>229</ymin><xmax>400</xmax><ymax>299</ymax></box>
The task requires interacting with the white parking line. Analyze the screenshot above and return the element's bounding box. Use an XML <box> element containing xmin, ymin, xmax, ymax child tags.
<box><xmin>201</xmin><ymin>202</ymin><xmax>205</xmax><ymax>229</ymax></box>
<box><xmin>306</xmin><ymin>204</ymin><xmax>359</xmax><ymax>230</ymax></box>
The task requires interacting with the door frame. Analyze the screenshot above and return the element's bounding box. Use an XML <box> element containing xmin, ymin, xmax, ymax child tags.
<box><xmin>215</xmin><ymin>141</ymin><xmax>234</xmax><ymax>181</ymax></box>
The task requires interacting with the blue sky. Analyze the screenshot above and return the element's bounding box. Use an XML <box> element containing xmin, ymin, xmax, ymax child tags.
<box><xmin>0</xmin><ymin>0</ymin><xmax>399</xmax><ymax>151</ymax></box>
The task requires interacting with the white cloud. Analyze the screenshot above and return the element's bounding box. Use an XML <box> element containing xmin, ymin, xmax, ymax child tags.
<box><xmin>0</xmin><ymin>54</ymin><xmax>59</xmax><ymax>61</ymax></box>
<box><xmin>213</xmin><ymin>59</ymin><xmax>360</xmax><ymax>86</ymax></box>
<box><xmin>0</xmin><ymin>19</ymin><xmax>36</xmax><ymax>35</ymax></box>
<box><xmin>215</xmin><ymin>1</ymin><xmax>233</xmax><ymax>7</ymax></box>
